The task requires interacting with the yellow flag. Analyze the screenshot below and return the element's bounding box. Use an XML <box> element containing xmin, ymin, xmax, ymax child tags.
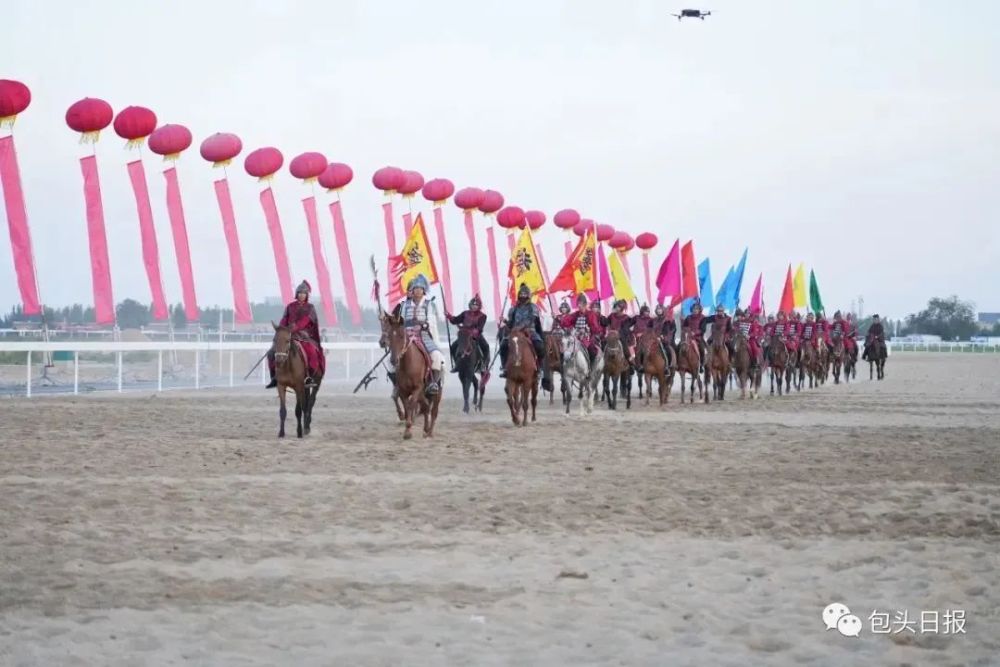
<box><xmin>792</xmin><ymin>262</ymin><xmax>807</xmax><ymax>308</ymax></box>
<box><xmin>549</xmin><ymin>230</ymin><xmax>597</xmax><ymax>294</ymax></box>
<box><xmin>608</xmin><ymin>248</ymin><xmax>637</xmax><ymax>303</ymax></box>
<box><xmin>507</xmin><ymin>228</ymin><xmax>547</xmax><ymax>301</ymax></box>
<box><xmin>389</xmin><ymin>213</ymin><xmax>438</xmax><ymax>304</ymax></box>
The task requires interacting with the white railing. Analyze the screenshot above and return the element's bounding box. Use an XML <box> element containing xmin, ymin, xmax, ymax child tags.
<box><xmin>887</xmin><ymin>342</ymin><xmax>1000</xmax><ymax>353</ymax></box>
<box><xmin>0</xmin><ymin>340</ymin><xmax>382</xmax><ymax>398</ymax></box>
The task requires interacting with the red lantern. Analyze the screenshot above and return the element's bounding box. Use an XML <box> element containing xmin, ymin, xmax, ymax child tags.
<box><xmin>398</xmin><ymin>170</ymin><xmax>424</xmax><ymax>197</ymax></box>
<box><xmin>553</xmin><ymin>208</ymin><xmax>580</xmax><ymax>232</ymax></box>
<box><xmin>244</xmin><ymin>147</ymin><xmax>284</xmax><ymax>180</ymax></box>
<box><xmin>525</xmin><ymin>210</ymin><xmax>546</xmax><ymax>230</ymax></box>
<box><xmin>113</xmin><ymin>106</ymin><xmax>158</xmax><ymax>148</ymax></box>
<box><xmin>289</xmin><ymin>151</ymin><xmax>328</xmax><ymax>182</ymax></box>
<box><xmin>609</xmin><ymin>231</ymin><xmax>629</xmax><ymax>249</ymax></box>
<box><xmin>496</xmin><ymin>206</ymin><xmax>525</xmax><ymax>232</ymax></box>
<box><xmin>65</xmin><ymin>97</ymin><xmax>114</xmax><ymax>143</ymax></box>
<box><xmin>622</xmin><ymin>235</ymin><xmax>636</xmax><ymax>252</ymax></box>
<box><xmin>454</xmin><ymin>187</ymin><xmax>485</xmax><ymax>211</ymax></box>
<box><xmin>372</xmin><ymin>166</ymin><xmax>405</xmax><ymax>194</ymax></box>
<box><xmin>0</xmin><ymin>79</ymin><xmax>31</xmax><ymax>128</ymax></box>
<box><xmin>596</xmin><ymin>224</ymin><xmax>615</xmax><ymax>242</ymax></box>
<box><xmin>318</xmin><ymin>162</ymin><xmax>353</xmax><ymax>192</ymax></box>
<box><xmin>635</xmin><ymin>232</ymin><xmax>658</xmax><ymax>252</ymax></box>
<box><xmin>148</xmin><ymin>124</ymin><xmax>193</xmax><ymax>161</ymax></box>
<box><xmin>200</xmin><ymin>133</ymin><xmax>242</xmax><ymax>167</ymax></box>
<box><xmin>573</xmin><ymin>218</ymin><xmax>594</xmax><ymax>237</ymax></box>
<box><xmin>421</xmin><ymin>178</ymin><xmax>455</xmax><ymax>205</ymax></box>
<box><xmin>479</xmin><ymin>190</ymin><xmax>504</xmax><ymax>215</ymax></box>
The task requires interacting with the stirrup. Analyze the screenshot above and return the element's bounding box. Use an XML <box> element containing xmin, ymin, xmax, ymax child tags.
<box><xmin>305</xmin><ymin>376</ymin><xmax>316</xmax><ymax>387</ymax></box>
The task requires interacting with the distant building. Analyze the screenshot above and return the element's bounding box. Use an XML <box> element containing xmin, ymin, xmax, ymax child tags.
<box><xmin>978</xmin><ymin>312</ymin><xmax>1000</xmax><ymax>329</ymax></box>
<box><xmin>263</xmin><ymin>296</ymin><xmax>284</xmax><ymax>307</ymax></box>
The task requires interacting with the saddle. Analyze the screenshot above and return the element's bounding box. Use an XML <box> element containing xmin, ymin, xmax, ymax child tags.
<box><xmin>408</xmin><ymin>334</ymin><xmax>435</xmax><ymax>382</ymax></box>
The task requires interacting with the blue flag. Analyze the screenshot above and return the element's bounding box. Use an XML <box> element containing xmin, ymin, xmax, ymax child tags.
<box><xmin>698</xmin><ymin>258</ymin><xmax>715</xmax><ymax>311</ymax></box>
<box><xmin>732</xmin><ymin>248</ymin><xmax>748</xmax><ymax>310</ymax></box>
<box><xmin>716</xmin><ymin>265</ymin><xmax>735</xmax><ymax>311</ymax></box>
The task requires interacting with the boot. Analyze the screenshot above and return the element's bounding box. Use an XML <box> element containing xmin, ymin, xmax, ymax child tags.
<box><xmin>499</xmin><ymin>353</ymin><xmax>508</xmax><ymax>378</ymax></box>
<box><xmin>304</xmin><ymin>374</ymin><xmax>315</xmax><ymax>387</ymax></box>
<box><xmin>426</xmin><ymin>369</ymin><xmax>442</xmax><ymax>395</ymax></box>
<box><xmin>265</xmin><ymin>369</ymin><xmax>277</xmax><ymax>389</ymax></box>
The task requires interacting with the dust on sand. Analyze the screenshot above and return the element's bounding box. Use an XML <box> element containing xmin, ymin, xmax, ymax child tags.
<box><xmin>2</xmin><ymin>354</ymin><xmax>998</xmax><ymax>665</ymax></box>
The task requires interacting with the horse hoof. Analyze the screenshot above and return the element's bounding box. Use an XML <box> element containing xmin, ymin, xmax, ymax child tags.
<box><xmin>403</xmin><ymin>432</ymin><xmax>413</xmax><ymax>440</ymax></box>
<box><xmin>278</xmin><ymin>432</ymin><xmax>285</xmax><ymax>438</ymax></box>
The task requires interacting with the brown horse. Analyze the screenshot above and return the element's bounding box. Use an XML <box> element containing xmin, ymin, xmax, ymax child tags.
<box><xmin>378</xmin><ymin>310</ymin><xmax>405</xmax><ymax>422</ymax></box>
<box><xmin>829</xmin><ymin>334</ymin><xmax>845</xmax><ymax>384</ymax></box>
<box><xmin>675</xmin><ymin>330</ymin><xmax>704</xmax><ymax>404</ymax></box>
<box><xmin>768</xmin><ymin>336</ymin><xmax>788</xmax><ymax>396</ymax></box>
<box><xmin>453</xmin><ymin>329</ymin><xmax>485</xmax><ymax>413</ymax></box>
<box><xmin>638</xmin><ymin>329</ymin><xmax>673</xmax><ymax>406</ymax></box>
<box><xmin>731</xmin><ymin>330</ymin><xmax>759</xmax><ymax>399</ymax></box>
<box><xmin>705</xmin><ymin>324</ymin><xmax>731</xmax><ymax>402</ymax></box>
<box><xmin>602</xmin><ymin>330</ymin><xmax>631</xmax><ymax>410</ymax></box>
<box><xmin>381</xmin><ymin>310</ymin><xmax>441</xmax><ymax>440</ymax></box>
<box><xmin>504</xmin><ymin>328</ymin><xmax>538</xmax><ymax>426</ymax></box>
<box><xmin>867</xmin><ymin>338</ymin><xmax>887</xmax><ymax>380</ymax></box>
<box><xmin>542</xmin><ymin>331</ymin><xmax>564</xmax><ymax>405</ymax></box>
<box><xmin>271</xmin><ymin>323</ymin><xmax>322</xmax><ymax>438</ymax></box>
<box><xmin>800</xmin><ymin>342</ymin><xmax>822</xmax><ymax>389</ymax></box>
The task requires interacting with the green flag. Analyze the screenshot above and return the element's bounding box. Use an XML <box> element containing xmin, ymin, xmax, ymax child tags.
<box><xmin>809</xmin><ymin>269</ymin><xmax>824</xmax><ymax>314</ymax></box>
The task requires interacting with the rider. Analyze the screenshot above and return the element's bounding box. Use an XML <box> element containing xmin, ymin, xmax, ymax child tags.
<box><xmin>842</xmin><ymin>312</ymin><xmax>859</xmax><ymax>358</ymax></box>
<box><xmin>498</xmin><ymin>283</ymin><xmax>545</xmax><ymax>378</ymax></box>
<box><xmin>799</xmin><ymin>312</ymin><xmax>822</xmax><ymax>351</ymax></box>
<box><xmin>589</xmin><ymin>300</ymin><xmax>608</xmax><ymax>347</ymax></box>
<box><xmin>401</xmin><ymin>274</ymin><xmax>445</xmax><ymax>395</ymax></box>
<box><xmin>632</xmin><ymin>304</ymin><xmax>654</xmax><ymax>335</ymax></box>
<box><xmin>816</xmin><ymin>312</ymin><xmax>831</xmax><ymax>347</ymax></box>
<box><xmin>863</xmin><ymin>314</ymin><xmax>886</xmax><ymax>361</ymax></box>
<box><xmin>735</xmin><ymin>308</ymin><xmax>763</xmax><ymax>367</ymax></box>
<box><xmin>265</xmin><ymin>280</ymin><xmax>324</xmax><ymax>389</ymax></box>
<box><xmin>606</xmin><ymin>299</ymin><xmax>636</xmax><ymax>369</ymax></box>
<box><xmin>559</xmin><ymin>292</ymin><xmax>602</xmax><ymax>365</ymax></box>
<box><xmin>786</xmin><ymin>312</ymin><xmax>802</xmax><ymax>358</ymax></box>
<box><xmin>828</xmin><ymin>311</ymin><xmax>850</xmax><ymax>349</ymax></box>
<box><xmin>654</xmin><ymin>304</ymin><xmax>677</xmax><ymax>345</ymax></box>
<box><xmin>552</xmin><ymin>300</ymin><xmax>572</xmax><ymax>331</ymax></box>
<box><xmin>701</xmin><ymin>304</ymin><xmax>735</xmax><ymax>361</ymax></box>
<box><xmin>682</xmin><ymin>300</ymin><xmax>708</xmax><ymax>372</ymax></box>
<box><xmin>445</xmin><ymin>295</ymin><xmax>489</xmax><ymax>373</ymax></box>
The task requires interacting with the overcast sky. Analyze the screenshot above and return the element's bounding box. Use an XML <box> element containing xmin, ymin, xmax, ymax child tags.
<box><xmin>3</xmin><ymin>0</ymin><xmax>998</xmax><ymax>320</ymax></box>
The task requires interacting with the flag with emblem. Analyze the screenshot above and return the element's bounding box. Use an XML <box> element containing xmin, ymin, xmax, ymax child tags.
<box><xmin>388</xmin><ymin>213</ymin><xmax>439</xmax><ymax>305</ymax></box>
<box><xmin>548</xmin><ymin>230</ymin><xmax>598</xmax><ymax>294</ymax></box>
<box><xmin>507</xmin><ymin>228</ymin><xmax>547</xmax><ymax>302</ymax></box>
<box><xmin>607</xmin><ymin>246</ymin><xmax>637</xmax><ymax>303</ymax></box>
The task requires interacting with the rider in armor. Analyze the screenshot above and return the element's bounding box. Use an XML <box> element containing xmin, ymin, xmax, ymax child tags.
<box><xmin>400</xmin><ymin>274</ymin><xmax>445</xmax><ymax>395</ymax></box>
<box><xmin>633</xmin><ymin>304</ymin><xmax>654</xmax><ymax>334</ymax></box>
<box><xmin>654</xmin><ymin>304</ymin><xmax>677</xmax><ymax>345</ymax></box>
<box><xmin>498</xmin><ymin>284</ymin><xmax>545</xmax><ymax>378</ymax></box>
<box><xmin>445</xmin><ymin>295</ymin><xmax>489</xmax><ymax>373</ymax></box>
<box><xmin>559</xmin><ymin>293</ymin><xmax>603</xmax><ymax>364</ymax></box>
<box><xmin>863</xmin><ymin>314</ymin><xmax>886</xmax><ymax>361</ymax></box>
<box><xmin>842</xmin><ymin>312</ymin><xmax>859</xmax><ymax>357</ymax></box>
<box><xmin>553</xmin><ymin>300</ymin><xmax>572</xmax><ymax>331</ymax></box>
<box><xmin>682</xmin><ymin>300</ymin><xmax>708</xmax><ymax>372</ymax></box>
<box><xmin>606</xmin><ymin>299</ymin><xmax>636</xmax><ymax>369</ymax></box>
<box><xmin>800</xmin><ymin>312</ymin><xmax>821</xmax><ymax>349</ymax></box>
<box><xmin>266</xmin><ymin>280</ymin><xmax>324</xmax><ymax>389</ymax></box>
<box><xmin>736</xmin><ymin>309</ymin><xmax>763</xmax><ymax>366</ymax></box>
<box><xmin>702</xmin><ymin>304</ymin><xmax>735</xmax><ymax>360</ymax></box>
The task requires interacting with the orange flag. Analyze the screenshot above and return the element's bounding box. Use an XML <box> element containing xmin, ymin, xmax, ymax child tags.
<box><xmin>778</xmin><ymin>264</ymin><xmax>795</xmax><ymax>314</ymax></box>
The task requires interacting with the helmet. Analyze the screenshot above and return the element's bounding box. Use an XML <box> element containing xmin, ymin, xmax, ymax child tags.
<box><xmin>469</xmin><ymin>295</ymin><xmax>482</xmax><ymax>309</ymax></box>
<box><xmin>614</xmin><ymin>299</ymin><xmax>627</xmax><ymax>310</ymax></box>
<box><xmin>517</xmin><ymin>284</ymin><xmax>531</xmax><ymax>300</ymax></box>
<box><xmin>295</xmin><ymin>280</ymin><xmax>311</xmax><ymax>296</ymax></box>
<box><xmin>777</xmin><ymin>311</ymin><xmax>787</xmax><ymax>320</ymax></box>
<box><xmin>590</xmin><ymin>300</ymin><xmax>601</xmax><ymax>311</ymax></box>
<box><xmin>692</xmin><ymin>302</ymin><xmax>703</xmax><ymax>314</ymax></box>
<box><xmin>559</xmin><ymin>301</ymin><xmax>571</xmax><ymax>313</ymax></box>
<box><xmin>834</xmin><ymin>310</ymin><xmax>842</xmax><ymax>318</ymax></box>
<box><xmin>576</xmin><ymin>293</ymin><xmax>588</xmax><ymax>306</ymax></box>
<box><xmin>767</xmin><ymin>314</ymin><xmax>775</xmax><ymax>322</ymax></box>
<box><xmin>873</xmin><ymin>314</ymin><xmax>880</xmax><ymax>320</ymax></box>
<box><xmin>654</xmin><ymin>304</ymin><xmax>664</xmax><ymax>315</ymax></box>
<box><xmin>806</xmin><ymin>311</ymin><xmax>815</xmax><ymax>319</ymax></box>
<box><xmin>407</xmin><ymin>274</ymin><xmax>430</xmax><ymax>294</ymax></box>
<box><xmin>639</xmin><ymin>305</ymin><xmax>650</xmax><ymax>315</ymax></box>
<box><xmin>734</xmin><ymin>308</ymin><xmax>744</xmax><ymax>317</ymax></box>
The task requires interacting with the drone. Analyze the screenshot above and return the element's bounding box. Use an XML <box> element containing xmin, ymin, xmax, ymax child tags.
<box><xmin>672</xmin><ymin>9</ymin><xmax>712</xmax><ymax>20</ymax></box>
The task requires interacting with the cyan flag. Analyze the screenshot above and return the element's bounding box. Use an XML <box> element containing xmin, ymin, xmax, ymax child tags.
<box><xmin>716</xmin><ymin>265</ymin><xmax>735</xmax><ymax>311</ymax></box>
<box><xmin>732</xmin><ymin>248</ymin><xmax>748</xmax><ymax>310</ymax></box>
<box><xmin>698</xmin><ymin>258</ymin><xmax>715</xmax><ymax>311</ymax></box>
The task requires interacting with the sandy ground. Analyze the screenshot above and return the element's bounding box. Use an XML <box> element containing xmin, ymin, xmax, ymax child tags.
<box><xmin>1</xmin><ymin>354</ymin><xmax>998</xmax><ymax>666</ymax></box>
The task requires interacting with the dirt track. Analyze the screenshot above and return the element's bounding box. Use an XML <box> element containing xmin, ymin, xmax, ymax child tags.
<box><xmin>1</xmin><ymin>354</ymin><xmax>998</xmax><ymax>665</ymax></box>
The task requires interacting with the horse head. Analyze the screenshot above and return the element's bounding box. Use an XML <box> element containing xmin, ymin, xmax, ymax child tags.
<box><xmin>272</xmin><ymin>321</ymin><xmax>294</xmax><ymax>365</ymax></box>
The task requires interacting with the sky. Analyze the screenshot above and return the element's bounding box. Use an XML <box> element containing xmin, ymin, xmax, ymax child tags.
<box><xmin>2</xmin><ymin>0</ymin><xmax>999</xmax><ymax>321</ymax></box>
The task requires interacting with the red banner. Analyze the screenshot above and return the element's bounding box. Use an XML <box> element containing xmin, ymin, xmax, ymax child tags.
<box><xmin>213</xmin><ymin>179</ymin><xmax>252</xmax><ymax>324</ymax></box>
<box><xmin>302</xmin><ymin>196</ymin><xmax>337</xmax><ymax>326</ymax></box>
<box><xmin>80</xmin><ymin>156</ymin><xmax>115</xmax><ymax>324</ymax></box>
<box><xmin>432</xmin><ymin>206</ymin><xmax>453</xmax><ymax>312</ymax></box>
<box><xmin>564</xmin><ymin>240</ymin><xmax>572</xmax><ymax>260</ymax></box>
<box><xmin>329</xmin><ymin>200</ymin><xmax>361</xmax><ymax>326</ymax></box>
<box><xmin>486</xmin><ymin>225</ymin><xmax>502</xmax><ymax>322</ymax></box>
<box><xmin>0</xmin><ymin>136</ymin><xmax>41</xmax><ymax>315</ymax></box>
<box><xmin>260</xmin><ymin>187</ymin><xmax>293</xmax><ymax>305</ymax></box>
<box><xmin>126</xmin><ymin>160</ymin><xmax>168</xmax><ymax>320</ymax></box>
<box><xmin>642</xmin><ymin>253</ymin><xmax>652</xmax><ymax>307</ymax></box>
<box><xmin>463</xmin><ymin>209</ymin><xmax>481</xmax><ymax>299</ymax></box>
<box><xmin>403</xmin><ymin>211</ymin><xmax>413</xmax><ymax>238</ymax></box>
<box><xmin>163</xmin><ymin>167</ymin><xmax>198</xmax><ymax>321</ymax></box>
<box><xmin>382</xmin><ymin>201</ymin><xmax>396</xmax><ymax>279</ymax></box>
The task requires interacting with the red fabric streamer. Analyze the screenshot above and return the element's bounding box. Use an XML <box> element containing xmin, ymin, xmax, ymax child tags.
<box><xmin>432</xmin><ymin>206</ymin><xmax>453</xmax><ymax>312</ymax></box>
<box><xmin>403</xmin><ymin>211</ymin><xmax>413</xmax><ymax>238</ymax></box>
<box><xmin>302</xmin><ymin>196</ymin><xmax>337</xmax><ymax>326</ymax></box>
<box><xmin>213</xmin><ymin>179</ymin><xmax>252</xmax><ymax>324</ymax></box>
<box><xmin>328</xmin><ymin>200</ymin><xmax>362</xmax><ymax>326</ymax></box>
<box><xmin>564</xmin><ymin>240</ymin><xmax>572</xmax><ymax>260</ymax></box>
<box><xmin>485</xmin><ymin>225</ymin><xmax>502</xmax><ymax>322</ymax></box>
<box><xmin>506</xmin><ymin>232</ymin><xmax>515</xmax><ymax>252</ymax></box>
<box><xmin>163</xmin><ymin>167</ymin><xmax>198</xmax><ymax>321</ymax></box>
<box><xmin>80</xmin><ymin>156</ymin><xmax>115</xmax><ymax>324</ymax></box>
<box><xmin>463</xmin><ymin>209</ymin><xmax>481</xmax><ymax>299</ymax></box>
<box><xmin>642</xmin><ymin>253</ymin><xmax>652</xmax><ymax>306</ymax></box>
<box><xmin>619</xmin><ymin>250</ymin><xmax>632</xmax><ymax>278</ymax></box>
<box><xmin>126</xmin><ymin>160</ymin><xmax>168</xmax><ymax>320</ymax></box>
<box><xmin>0</xmin><ymin>136</ymin><xmax>41</xmax><ymax>315</ymax></box>
<box><xmin>382</xmin><ymin>201</ymin><xmax>396</xmax><ymax>279</ymax></box>
<box><xmin>259</xmin><ymin>187</ymin><xmax>293</xmax><ymax>304</ymax></box>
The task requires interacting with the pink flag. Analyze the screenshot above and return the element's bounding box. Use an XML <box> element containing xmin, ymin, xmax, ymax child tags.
<box><xmin>163</xmin><ymin>167</ymin><xmax>198</xmax><ymax>321</ymax></box>
<box><xmin>302</xmin><ymin>197</ymin><xmax>337</xmax><ymax>326</ymax></box>
<box><xmin>597</xmin><ymin>244</ymin><xmax>614</xmax><ymax>300</ymax></box>
<box><xmin>486</xmin><ymin>225</ymin><xmax>502</xmax><ymax>322</ymax></box>
<box><xmin>80</xmin><ymin>156</ymin><xmax>115</xmax><ymax>324</ymax></box>
<box><xmin>329</xmin><ymin>200</ymin><xmax>362</xmax><ymax>326</ymax></box>
<box><xmin>463</xmin><ymin>210</ymin><xmax>481</xmax><ymax>300</ymax></box>
<box><xmin>126</xmin><ymin>160</ymin><xmax>168</xmax><ymax>320</ymax></box>
<box><xmin>432</xmin><ymin>206</ymin><xmax>454</xmax><ymax>312</ymax></box>
<box><xmin>213</xmin><ymin>179</ymin><xmax>252</xmax><ymax>324</ymax></box>
<box><xmin>655</xmin><ymin>239</ymin><xmax>681</xmax><ymax>305</ymax></box>
<box><xmin>403</xmin><ymin>211</ymin><xmax>413</xmax><ymax>238</ymax></box>
<box><xmin>0</xmin><ymin>136</ymin><xmax>41</xmax><ymax>315</ymax></box>
<box><xmin>260</xmin><ymin>187</ymin><xmax>293</xmax><ymax>304</ymax></box>
<box><xmin>749</xmin><ymin>273</ymin><xmax>764</xmax><ymax>315</ymax></box>
<box><xmin>680</xmin><ymin>240</ymin><xmax>698</xmax><ymax>301</ymax></box>
<box><xmin>382</xmin><ymin>201</ymin><xmax>396</xmax><ymax>278</ymax></box>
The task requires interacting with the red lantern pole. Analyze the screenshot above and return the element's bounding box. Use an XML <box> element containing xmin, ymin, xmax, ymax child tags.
<box><xmin>291</xmin><ymin>152</ymin><xmax>337</xmax><ymax>326</ymax></box>
<box><xmin>320</xmin><ymin>162</ymin><xmax>362</xmax><ymax>326</ymax></box>
<box><xmin>246</xmin><ymin>147</ymin><xmax>293</xmax><ymax>304</ymax></box>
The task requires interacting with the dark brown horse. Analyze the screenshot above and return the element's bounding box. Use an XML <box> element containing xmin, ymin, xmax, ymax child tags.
<box><xmin>454</xmin><ymin>329</ymin><xmax>484</xmax><ymax>413</ymax></box>
<box><xmin>731</xmin><ymin>330</ymin><xmax>759</xmax><ymax>399</ymax></box>
<box><xmin>602</xmin><ymin>330</ymin><xmax>631</xmax><ymax>410</ymax></box>
<box><xmin>800</xmin><ymin>341</ymin><xmax>823</xmax><ymax>389</ymax></box>
<box><xmin>867</xmin><ymin>338</ymin><xmax>887</xmax><ymax>380</ymax></box>
<box><xmin>378</xmin><ymin>310</ymin><xmax>405</xmax><ymax>422</ymax></box>
<box><xmin>705</xmin><ymin>324</ymin><xmax>730</xmax><ymax>402</ymax></box>
<box><xmin>768</xmin><ymin>336</ymin><xmax>789</xmax><ymax>397</ymax></box>
<box><xmin>271</xmin><ymin>323</ymin><xmax>322</xmax><ymax>438</ymax></box>
<box><xmin>505</xmin><ymin>328</ymin><xmax>538</xmax><ymax>426</ymax></box>
<box><xmin>829</xmin><ymin>334</ymin><xmax>845</xmax><ymax>384</ymax></box>
<box><xmin>676</xmin><ymin>330</ymin><xmax>704</xmax><ymax>404</ymax></box>
<box><xmin>381</xmin><ymin>310</ymin><xmax>441</xmax><ymax>440</ymax></box>
<box><xmin>542</xmin><ymin>331</ymin><xmax>564</xmax><ymax>405</ymax></box>
<box><xmin>638</xmin><ymin>329</ymin><xmax>673</xmax><ymax>406</ymax></box>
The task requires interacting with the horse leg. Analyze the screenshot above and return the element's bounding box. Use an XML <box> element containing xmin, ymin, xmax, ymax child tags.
<box><xmin>427</xmin><ymin>395</ymin><xmax>440</xmax><ymax>437</ymax></box>
<box><xmin>531</xmin><ymin>377</ymin><xmax>538</xmax><ymax>422</ymax></box>
<box><xmin>506</xmin><ymin>383</ymin><xmax>519</xmax><ymax>425</ymax></box>
<box><xmin>461</xmin><ymin>372</ymin><xmax>470</xmax><ymax>414</ymax></box>
<box><xmin>403</xmin><ymin>392</ymin><xmax>415</xmax><ymax>440</ymax></box>
<box><xmin>295</xmin><ymin>385</ymin><xmax>304</xmax><ymax>438</ymax></box>
<box><xmin>277</xmin><ymin>384</ymin><xmax>287</xmax><ymax>438</ymax></box>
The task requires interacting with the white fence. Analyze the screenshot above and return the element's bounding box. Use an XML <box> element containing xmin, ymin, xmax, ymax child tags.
<box><xmin>887</xmin><ymin>342</ymin><xmax>1000</xmax><ymax>353</ymax></box>
<box><xmin>0</xmin><ymin>341</ymin><xmax>383</xmax><ymax>398</ymax></box>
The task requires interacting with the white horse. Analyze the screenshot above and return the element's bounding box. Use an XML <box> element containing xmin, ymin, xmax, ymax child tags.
<box><xmin>560</xmin><ymin>331</ymin><xmax>604</xmax><ymax>415</ymax></box>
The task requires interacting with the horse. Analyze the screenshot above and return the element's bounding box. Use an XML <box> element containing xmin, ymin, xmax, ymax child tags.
<box><xmin>768</xmin><ymin>336</ymin><xmax>788</xmax><ymax>397</ymax></box>
<box><xmin>829</xmin><ymin>334</ymin><xmax>845</xmax><ymax>384</ymax></box>
<box><xmin>799</xmin><ymin>341</ymin><xmax>820</xmax><ymax>389</ymax></box>
<box><xmin>504</xmin><ymin>327</ymin><xmax>538</xmax><ymax>426</ymax></box>
<box><xmin>453</xmin><ymin>329</ymin><xmax>485</xmax><ymax>413</ymax></box>
<box><xmin>705</xmin><ymin>323</ymin><xmax>731</xmax><ymax>402</ymax></box>
<box><xmin>731</xmin><ymin>330</ymin><xmax>758</xmax><ymax>400</ymax></box>
<box><xmin>784</xmin><ymin>342</ymin><xmax>801</xmax><ymax>393</ymax></box>
<box><xmin>542</xmin><ymin>331</ymin><xmax>565</xmax><ymax>405</ymax></box>
<box><xmin>381</xmin><ymin>309</ymin><xmax>441</xmax><ymax>440</ymax></box>
<box><xmin>378</xmin><ymin>309</ymin><xmax>406</xmax><ymax>422</ymax></box>
<box><xmin>602</xmin><ymin>330</ymin><xmax>631</xmax><ymax>410</ymax></box>
<box><xmin>271</xmin><ymin>322</ymin><xmax>322</xmax><ymax>439</ymax></box>
<box><xmin>867</xmin><ymin>338</ymin><xmax>887</xmax><ymax>380</ymax></box>
<box><xmin>560</xmin><ymin>331</ymin><xmax>604</xmax><ymax>416</ymax></box>
<box><xmin>638</xmin><ymin>329</ymin><xmax>673</xmax><ymax>406</ymax></box>
<box><xmin>844</xmin><ymin>339</ymin><xmax>858</xmax><ymax>381</ymax></box>
<box><xmin>675</xmin><ymin>330</ymin><xmax>704</xmax><ymax>404</ymax></box>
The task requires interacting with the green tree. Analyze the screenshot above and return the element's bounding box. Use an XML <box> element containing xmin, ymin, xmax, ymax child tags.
<box><xmin>115</xmin><ymin>299</ymin><xmax>150</xmax><ymax>329</ymax></box>
<box><xmin>904</xmin><ymin>296</ymin><xmax>977</xmax><ymax>341</ymax></box>
<box><xmin>171</xmin><ymin>303</ymin><xmax>188</xmax><ymax>330</ymax></box>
